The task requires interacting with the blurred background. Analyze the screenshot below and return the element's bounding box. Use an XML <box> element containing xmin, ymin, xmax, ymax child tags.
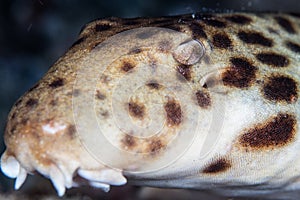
<box><xmin>0</xmin><ymin>0</ymin><xmax>299</xmax><ymax>199</ymax></box>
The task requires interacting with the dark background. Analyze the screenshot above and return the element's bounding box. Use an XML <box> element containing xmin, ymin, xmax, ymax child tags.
<box><xmin>0</xmin><ymin>0</ymin><xmax>299</xmax><ymax>199</ymax></box>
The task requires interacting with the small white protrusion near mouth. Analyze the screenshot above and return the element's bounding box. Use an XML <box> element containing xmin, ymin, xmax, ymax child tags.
<box><xmin>77</xmin><ymin>168</ymin><xmax>127</xmax><ymax>186</ymax></box>
<box><xmin>1</xmin><ymin>151</ymin><xmax>28</xmax><ymax>190</ymax></box>
<box><xmin>1</xmin><ymin>151</ymin><xmax>128</xmax><ymax>196</ymax></box>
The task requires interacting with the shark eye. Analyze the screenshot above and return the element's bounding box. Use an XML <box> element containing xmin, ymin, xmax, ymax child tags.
<box><xmin>172</xmin><ymin>39</ymin><xmax>205</xmax><ymax>65</ymax></box>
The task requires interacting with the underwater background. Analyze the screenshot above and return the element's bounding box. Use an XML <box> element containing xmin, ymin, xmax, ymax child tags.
<box><xmin>0</xmin><ymin>0</ymin><xmax>300</xmax><ymax>199</ymax></box>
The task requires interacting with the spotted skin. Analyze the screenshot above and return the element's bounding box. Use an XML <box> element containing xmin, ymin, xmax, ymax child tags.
<box><xmin>1</xmin><ymin>12</ymin><xmax>300</xmax><ymax>199</ymax></box>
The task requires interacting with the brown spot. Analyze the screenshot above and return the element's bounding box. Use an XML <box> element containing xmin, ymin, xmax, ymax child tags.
<box><xmin>95</xmin><ymin>90</ymin><xmax>106</xmax><ymax>100</ymax></box>
<box><xmin>25</xmin><ymin>98</ymin><xmax>38</xmax><ymax>107</ymax></box>
<box><xmin>274</xmin><ymin>16</ymin><xmax>296</xmax><ymax>34</ymax></box>
<box><xmin>202</xmin><ymin>18</ymin><xmax>226</xmax><ymax>28</ymax></box>
<box><xmin>237</xmin><ymin>31</ymin><xmax>273</xmax><ymax>47</ymax></box>
<box><xmin>286</xmin><ymin>41</ymin><xmax>300</xmax><ymax>53</ymax></box>
<box><xmin>148</xmin><ymin>139</ymin><xmax>164</xmax><ymax>154</ymax></box>
<box><xmin>164</xmin><ymin>100</ymin><xmax>182</xmax><ymax>126</ymax></box>
<box><xmin>256</xmin><ymin>52</ymin><xmax>289</xmax><ymax>67</ymax></box>
<box><xmin>203</xmin><ymin>158</ymin><xmax>231</xmax><ymax>174</ymax></box>
<box><xmin>146</xmin><ymin>81</ymin><xmax>161</xmax><ymax>90</ymax></box>
<box><xmin>212</xmin><ymin>33</ymin><xmax>232</xmax><ymax>49</ymax></box>
<box><xmin>128</xmin><ymin>101</ymin><xmax>145</xmax><ymax>119</ymax></box>
<box><xmin>222</xmin><ymin>57</ymin><xmax>257</xmax><ymax>88</ymax></box>
<box><xmin>177</xmin><ymin>65</ymin><xmax>191</xmax><ymax>81</ymax></box>
<box><xmin>190</xmin><ymin>22</ymin><xmax>207</xmax><ymax>39</ymax></box>
<box><xmin>66</xmin><ymin>124</ymin><xmax>76</xmax><ymax>139</ymax></box>
<box><xmin>196</xmin><ymin>90</ymin><xmax>211</xmax><ymax>108</ymax></box>
<box><xmin>239</xmin><ymin>113</ymin><xmax>297</xmax><ymax>149</ymax></box>
<box><xmin>122</xmin><ymin>134</ymin><xmax>136</xmax><ymax>149</ymax></box>
<box><xmin>49</xmin><ymin>78</ymin><xmax>64</xmax><ymax>88</ymax></box>
<box><xmin>11</xmin><ymin>112</ymin><xmax>16</xmax><ymax>120</ymax></box>
<box><xmin>225</xmin><ymin>15</ymin><xmax>252</xmax><ymax>24</ymax></box>
<box><xmin>95</xmin><ymin>24</ymin><xmax>111</xmax><ymax>32</ymax></box>
<box><xmin>262</xmin><ymin>75</ymin><xmax>298</xmax><ymax>103</ymax></box>
<box><xmin>101</xmin><ymin>111</ymin><xmax>109</xmax><ymax>118</ymax></box>
<box><xmin>121</xmin><ymin>61</ymin><xmax>135</xmax><ymax>72</ymax></box>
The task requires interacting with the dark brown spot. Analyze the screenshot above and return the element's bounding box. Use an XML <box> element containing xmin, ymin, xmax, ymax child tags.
<box><xmin>95</xmin><ymin>24</ymin><xmax>111</xmax><ymax>32</ymax></box>
<box><xmin>286</xmin><ymin>41</ymin><xmax>300</xmax><ymax>53</ymax></box>
<box><xmin>203</xmin><ymin>158</ymin><xmax>231</xmax><ymax>174</ymax></box>
<box><xmin>148</xmin><ymin>139</ymin><xmax>164</xmax><ymax>154</ymax></box>
<box><xmin>212</xmin><ymin>33</ymin><xmax>232</xmax><ymax>49</ymax></box>
<box><xmin>256</xmin><ymin>52</ymin><xmax>289</xmax><ymax>67</ymax></box>
<box><xmin>101</xmin><ymin>111</ymin><xmax>109</xmax><ymax>118</ymax></box>
<box><xmin>196</xmin><ymin>90</ymin><xmax>211</xmax><ymax>108</ymax></box>
<box><xmin>225</xmin><ymin>15</ymin><xmax>252</xmax><ymax>24</ymax></box>
<box><xmin>122</xmin><ymin>134</ymin><xmax>136</xmax><ymax>149</ymax></box>
<box><xmin>222</xmin><ymin>57</ymin><xmax>257</xmax><ymax>88</ymax></box>
<box><xmin>66</xmin><ymin>124</ymin><xmax>76</xmax><ymax>138</ymax></box>
<box><xmin>95</xmin><ymin>90</ymin><xmax>106</xmax><ymax>100</ymax></box>
<box><xmin>164</xmin><ymin>100</ymin><xmax>182</xmax><ymax>126</ymax></box>
<box><xmin>25</xmin><ymin>98</ymin><xmax>38</xmax><ymax>107</ymax></box>
<box><xmin>238</xmin><ymin>31</ymin><xmax>273</xmax><ymax>47</ymax></box>
<box><xmin>190</xmin><ymin>23</ymin><xmax>207</xmax><ymax>39</ymax></box>
<box><xmin>49</xmin><ymin>78</ymin><xmax>64</xmax><ymax>88</ymax></box>
<box><xmin>202</xmin><ymin>18</ymin><xmax>226</xmax><ymax>28</ymax></box>
<box><xmin>11</xmin><ymin>112</ymin><xmax>16</xmax><ymax>120</ymax></box>
<box><xmin>146</xmin><ymin>81</ymin><xmax>161</xmax><ymax>90</ymax></box>
<box><xmin>71</xmin><ymin>37</ymin><xmax>86</xmax><ymax>48</ymax></box>
<box><xmin>128</xmin><ymin>101</ymin><xmax>145</xmax><ymax>119</ymax></box>
<box><xmin>177</xmin><ymin>65</ymin><xmax>191</xmax><ymax>81</ymax></box>
<box><xmin>263</xmin><ymin>75</ymin><xmax>298</xmax><ymax>103</ymax></box>
<box><xmin>274</xmin><ymin>16</ymin><xmax>296</xmax><ymax>34</ymax></box>
<box><xmin>121</xmin><ymin>61</ymin><xmax>135</xmax><ymax>72</ymax></box>
<box><xmin>239</xmin><ymin>113</ymin><xmax>296</xmax><ymax>149</ymax></box>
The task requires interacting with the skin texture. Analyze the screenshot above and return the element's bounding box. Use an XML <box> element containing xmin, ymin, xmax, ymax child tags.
<box><xmin>1</xmin><ymin>12</ymin><xmax>300</xmax><ymax>199</ymax></box>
